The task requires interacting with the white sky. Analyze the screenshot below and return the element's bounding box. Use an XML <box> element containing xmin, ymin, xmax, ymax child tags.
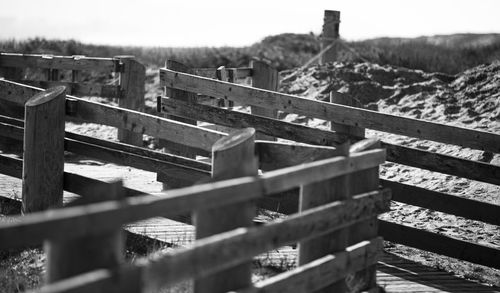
<box><xmin>0</xmin><ymin>0</ymin><xmax>499</xmax><ymax>47</ymax></box>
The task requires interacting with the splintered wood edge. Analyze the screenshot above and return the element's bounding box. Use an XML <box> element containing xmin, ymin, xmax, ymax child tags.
<box><xmin>212</xmin><ymin>128</ymin><xmax>255</xmax><ymax>152</ymax></box>
<box><xmin>25</xmin><ymin>86</ymin><xmax>66</xmax><ymax>107</ymax></box>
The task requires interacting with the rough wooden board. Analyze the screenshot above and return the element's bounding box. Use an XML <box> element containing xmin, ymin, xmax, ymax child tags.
<box><xmin>160</xmin><ymin>69</ymin><xmax>500</xmax><ymax>153</ymax></box>
<box><xmin>0</xmin><ymin>53</ymin><xmax>118</xmax><ymax>71</ymax></box>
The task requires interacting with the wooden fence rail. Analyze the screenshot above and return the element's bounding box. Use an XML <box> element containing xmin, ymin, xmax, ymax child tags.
<box><xmin>159</xmin><ymin>68</ymin><xmax>500</xmax><ymax>153</ymax></box>
<box><xmin>157</xmin><ymin>63</ymin><xmax>500</xmax><ymax>274</ymax></box>
<box><xmin>0</xmin><ymin>53</ymin><xmax>146</xmax><ymax>146</ymax></box>
<box><xmin>0</xmin><ymin>122</ymin><xmax>388</xmax><ymax>293</ymax></box>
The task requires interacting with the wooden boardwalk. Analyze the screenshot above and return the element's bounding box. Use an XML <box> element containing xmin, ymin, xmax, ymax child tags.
<box><xmin>1</xmin><ymin>158</ymin><xmax>499</xmax><ymax>293</ymax></box>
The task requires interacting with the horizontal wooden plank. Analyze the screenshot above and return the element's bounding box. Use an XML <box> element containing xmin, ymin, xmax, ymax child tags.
<box><xmin>384</xmin><ymin>143</ymin><xmax>500</xmax><ymax>186</ymax></box>
<box><xmin>69</xmin><ymin>97</ymin><xmax>225</xmax><ymax>153</ymax></box>
<box><xmin>0</xmin><ymin>154</ymin><xmax>196</xmax><ymax>226</ymax></box>
<box><xmin>36</xmin><ymin>266</ymin><xmax>141</xmax><ymax>293</ymax></box>
<box><xmin>0</xmin><ymin>114</ymin><xmax>23</xmax><ymax>126</ymax></box>
<box><xmin>159</xmin><ymin>97</ymin><xmax>347</xmax><ymax>145</ymax></box>
<box><xmin>239</xmin><ymin>238</ymin><xmax>383</xmax><ymax>293</ymax></box>
<box><xmin>256</xmin><ymin>140</ymin><xmax>341</xmax><ymax>171</ymax></box>
<box><xmin>0</xmin><ymin>99</ymin><xmax>24</xmax><ymax>119</ymax></box>
<box><xmin>0</xmin><ymin>148</ymin><xmax>385</xmax><ymax>248</ymax></box>
<box><xmin>17</xmin><ymin>80</ymin><xmax>121</xmax><ymax>98</ymax></box>
<box><xmin>0</xmin><ymin>119</ymin><xmax>212</xmax><ymax>174</ymax></box>
<box><xmin>35</xmin><ymin>206</ymin><xmax>385</xmax><ymax>293</ymax></box>
<box><xmin>0</xmin><ymin>153</ymin><xmax>22</xmax><ymax>178</ymax></box>
<box><xmin>381</xmin><ymin>179</ymin><xmax>500</xmax><ymax>226</ymax></box>
<box><xmin>160</xmin><ymin>69</ymin><xmax>500</xmax><ymax>153</ymax></box>
<box><xmin>160</xmin><ymin>95</ymin><xmax>500</xmax><ymax>185</ymax></box>
<box><xmin>0</xmin><ymin>79</ymin><xmax>50</xmax><ymax>104</ymax></box>
<box><xmin>0</xmin><ymin>154</ymin><xmax>143</xmax><ymax>199</ymax></box>
<box><xmin>0</xmin><ymin>121</ymin><xmax>23</xmax><ymax>140</ymax></box>
<box><xmin>193</xmin><ymin>67</ymin><xmax>252</xmax><ymax>79</ymax></box>
<box><xmin>65</xmin><ymin>138</ymin><xmax>211</xmax><ymax>182</ymax></box>
<box><xmin>0</xmin><ymin>80</ymin><xmax>221</xmax><ymax>154</ymax></box>
<box><xmin>144</xmin><ymin>190</ymin><xmax>390</xmax><ymax>288</ymax></box>
<box><xmin>0</xmin><ymin>53</ymin><xmax>119</xmax><ymax>72</ymax></box>
<box><xmin>379</xmin><ymin>220</ymin><xmax>500</xmax><ymax>270</ymax></box>
<box><xmin>66</xmin><ymin>131</ymin><xmax>211</xmax><ymax>172</ymax></box>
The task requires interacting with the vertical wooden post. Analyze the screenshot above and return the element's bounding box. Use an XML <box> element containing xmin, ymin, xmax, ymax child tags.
<box><xmin>194</xmin><ymin>128</ymin><xmax>258</xmax><ymax>293</ymax></box>
<box><xmin>71</xmin><ymin>70</ymin><xmax>80</xmax><ymax>83</ymax></box>
<box><xmin>250</xmin><ymin>59</ymin><xmax>278</xmax><ymax>141</ymax></box>
<box><xmin>157</xmin><ymin>60</ymin><xmax>199</xmax><ymax>189</ymax></box>
<box><xmin>47</xmin><ymin>69</ymin><xmax>59</xmax><ymax>81</ymax></box>
<box><xmin>347</xmin><ymin>140</ymin><xmax>381</xmax><ymax>292</ymax></box>
<box><xmin>116</xmin><ymin>56</ymin><xmax>145</xmax><ymax>146</ymax></box>
<box><xmin>216</xmin><ymin>66</ymin><xmax>228</xmax><ymax>107</ymax></box>
<box><xmin>22</xmin><ymin>86</ymin><xmax>66</xmax><ymax>213</ymax></box>
<box><xmin>330</xmin><ymin>91</ymin><xmax>380</xmax><ymax>292</ymax></box>
<box><xmin>0</xmin><ymin>67</ymin><xmax>23</xmax><ymax>80</ymax></box>
<box><xmin>298</xmin><ymin>143</ymin><xmax>350</xmax><ymax>293</ymax></box>
<box><xmin>330</xmin><ymin>91</ymin><xmax>365</xmax><ymax>139</ymax></box>
<box><xmin>320</xmin><ymin>10</ymin><xmax>341</xmax><ymax>64</ymax></box>
<box><xmin>45</xmin><ymin>181</ymin><xmax>126</xmax><ymax>284</ymax></box>
<box><xmin>227</xmin><ymin>68</ymin><xmax>236</xmax><ymax>108</ymax></box>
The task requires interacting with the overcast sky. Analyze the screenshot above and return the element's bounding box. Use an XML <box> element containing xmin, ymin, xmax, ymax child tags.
<box><xmin>1</xmin><ymin>0</ymin><xmax>499</xmax><ymax>47</ymax></box>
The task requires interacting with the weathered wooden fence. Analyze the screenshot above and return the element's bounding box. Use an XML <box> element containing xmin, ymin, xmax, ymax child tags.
<box><xmin>0</xmin><ymin>85</ymin><xmax>389</xmax><ymax>292</ymax></box>
<box><xmin>0</xmin><ymin>53</ymin><xmax>145</xmax><ymax>145</ymax></box>
<box><xmin>157</xmin><ymin>61</ymin><xmax>500</xmax><ymax>273</ymax></box>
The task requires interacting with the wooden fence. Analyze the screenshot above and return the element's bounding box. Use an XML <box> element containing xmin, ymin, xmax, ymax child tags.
<box><xmin>157</xmin><ymin>62</ymin><xmax>500</xmax><ymax>272</ymax></box>
<box><xmin>0</xmin><ymin>52</ymin><xmax>145</xmax><ymax>145</ymax></box>
<box><xmin>0</xmin><ymin>82</ymin><xmax>389</xmax><ymax>292</ymax></box>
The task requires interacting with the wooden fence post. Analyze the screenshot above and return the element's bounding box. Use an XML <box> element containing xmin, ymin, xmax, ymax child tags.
<box><xmin>250</xmin><ymin>59</ymin><xmax>278</xmax><ymax>141</ymax></box>
<box><xmin>116</xmin><ymin>56</ymin><xmax>145</xmax><ymax>146</ymax></box>
<box><xmin>347</xmin><ymin>140</ymin><xmax>381</xmax><ymax>292</ymax></box>
<box><xmin>45</xmin><ymin>181</ymin><xmax>128</xmax><ymax>286</ymax></box>
<box><xmin>193</xmin><ymin>128</ymin><xmax>258</xmax><ymax>293</ymax></box>
<box><xmin>157</xmin><ymin>60</ymin><xmax>199</xmax><ymax>189</ymax></box>
<box><xmin>330</xmin><ymin>91</ymin><xmax>365</xmax><ymax>139</ymax></box>
<box><xmin>0</xmin><ymin>66</ymin><xmax>23</xmax><ymax>81</ymax></box>
<box><xmin>330</xmin><ymin>91</ymin><xmax>380</xmax><ymax>292</ymax></box>
<box><xmin>298</xmin><ymin>143</ymin><xmax>350</xmax><ymax>293</ymax></box>
<box><xmin>320</xmin><ymin>10</ymin><xmax>341</xmax><ymax>64</ymax></box>
<box><xmin>22</xmin><ymin>86</ymin><xmax>66</xmax><ymax>213</ymax></box>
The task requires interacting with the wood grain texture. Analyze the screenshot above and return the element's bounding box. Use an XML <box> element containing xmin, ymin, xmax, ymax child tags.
<box><xmin>256</xmin><ymin>141</ymin><xmax>340</xmax><ymax>171</ymax></box>
<box><xmin>379</xmin><ymin>220</ymin><xmax>500</xmax><ymax>270</ymax></box>
<box><xmin>116</xmin><ymin>56</ymin><xmax>145</xmax><ymax>146</ymax></box>
<box><xmin>0</xmin><ymin>149</ymin><xmax>384</xmax><ymax>248</ymax></box>
<box><xmin>0</xmin><ymin>53</ymin><xmax>118</xmax><ymax>71</ymax></box>
<box><xmin>347</xmin><ymin>140</ymin><xmax>381</xmax><ymax>291</ymax></box>
<box><xmin>330</xmin><ymin>91</ymin><xmax>365</xmax><ymax>138</ymax></box>
<box><xmin>0</xmin><ymin>120</ymin><xmax>212</xmax><ymax>179</ymax></box>
<box><xmin>4</xmin><ymin>78</ymin><xmax>497</xmax><ymax>186</ymax></box>
<box><xmin>250</xmin><ymin>60</ymin><xmax>278</xmax><ymax>141</ymax></box>
<box><xmin>22</xmin><ymin>86</ymin><xmax>66</xmax><ymax>213</ymax></box>
<box><xmin>321</xmin><ymin>10</ymin><xmax>341</xmax><ymax>64</ymax></box>
<box><xmin>298</xmin><ymin>141</ymin><xmax>350</xmax><ymax>292</ymax></box>
<box><xmin>238</xmin><ymin>238</ymin><xmax>383</xmax><ymax>293</ymax></box>
<box><xmin>159</xmin><ymin>97</ymin><xmax>348</xmax><ymax>145</ymax></box>
<box><xmin>155</xmin><ymin>96</ymin><xmax>500</xmax><ymax>185</ymax></box>
<box><xmin>69</xmin><ymin>97</ymin><xmax>225</xmax><ymax>153</ymax></box>
<box><xmin>160</xmin><ymin>69</ymin><xmax>500</xmax><ymax>153</ymax></box>
<box><xmin>16</xmin><ymin>80</ymin><xmax>121</xmax><ymax>98</ymax></box>
<box><xmin>145</xmin><ymin>189</ymin><xmax>390</xmax><ymax>288</ymax></box>
<box><xmin>45</xmin><ymin>181</ymin><xmax>124</xmax><ymax>283</ymax></box>
<box><xmin>194</xmin><ymin>67</ymin><xmax>252</xmax><ymax>79</ymax></box>
<box><xmin>382</xmin><ymin>179</ymin><xmax>500</xmax><ymax>226</ymax></box>
<box><xmin>194</xmin><ymin>128</ymin><xmax>258</xmax><ymax>293</ymax></box>
<box><xmin>383</xmin><ymin>142</ymin><xmax>500</xmax><ymax>185</ymax></box>
<box><xmin>160</xmin><ymin>60</ymin><xmax>206</xmax><ymax>161</ymax></box>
